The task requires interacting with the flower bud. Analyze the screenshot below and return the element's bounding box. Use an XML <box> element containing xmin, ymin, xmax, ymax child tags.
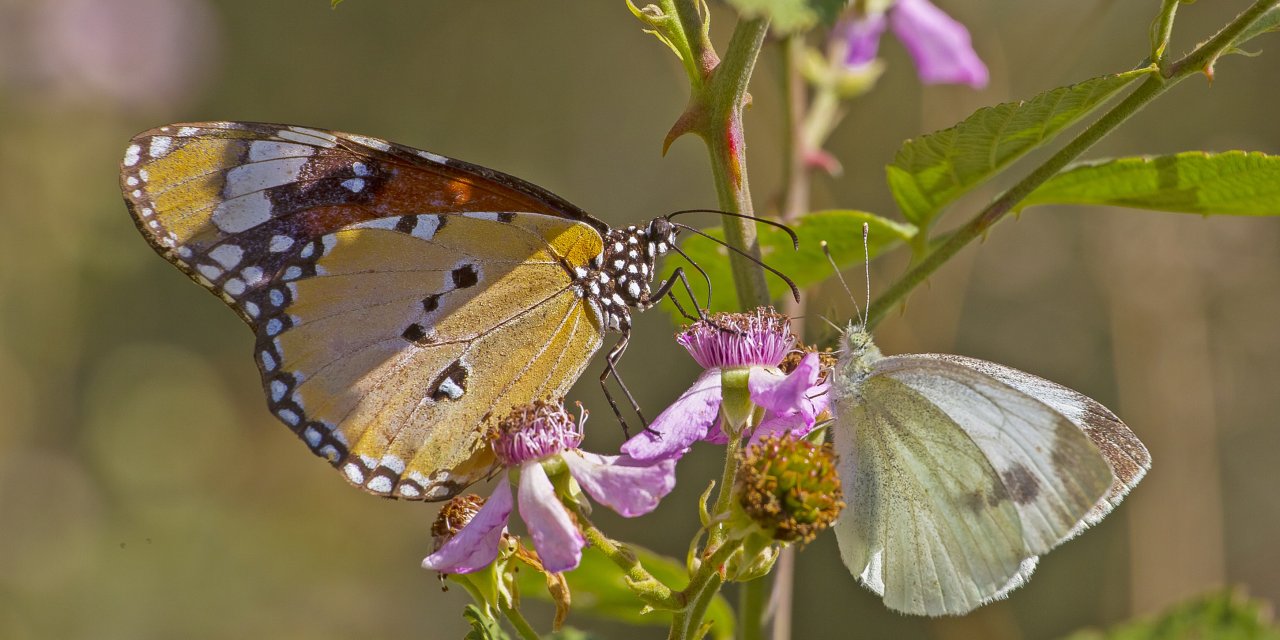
<box><xmin>734</xmin><ymin>435</ymin><xmax>845</xmax><ymax>544</ymax></box>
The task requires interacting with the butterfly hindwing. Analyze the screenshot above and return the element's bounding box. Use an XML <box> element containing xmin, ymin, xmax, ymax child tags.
<box><xmin>258</xmin><ymin>212</ymin><xmax>605</xmax><ymax>500</ymax></box>
<box><xmin>834</xmin><ymin>373</ymin><xmax>1029</xmax><ymax>616</ymax></box>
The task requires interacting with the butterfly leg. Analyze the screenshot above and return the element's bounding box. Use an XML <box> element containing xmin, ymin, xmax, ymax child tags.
<box><xmin>653</xmin><ymin>267</ymin><xmax>743</xmax><ymax>335</ymax></box>
<box><xmin>599</xmin><ymin>330</ymin><xmax>649</xmax><ymax>438</ymax></box>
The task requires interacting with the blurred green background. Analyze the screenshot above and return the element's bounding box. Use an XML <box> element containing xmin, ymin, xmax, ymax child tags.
<box><xmin>1</xmin><ymin>1</ymin><xmax>1277</xmax><ymax>638</ymax></box>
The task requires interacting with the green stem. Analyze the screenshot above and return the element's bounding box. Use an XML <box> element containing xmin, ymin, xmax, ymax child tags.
<box><xmin>707</xmin><ymin>435</ymin><xmax>743</xmax><ymax>548</ymax></box>
<box><xmin>1150</xmin><ymin>0</ymin><xmax>1181</xmax><ymax>65</ymax></box>
<box><xmin>579</xmin><ymin>513</ymin><xmax>682</xmax><ymax>610</ymax></box>
<box><xmin>499</xmin><ymin>600</ymin><xmax>541</xmax><ymax>640</ymax></box>
<box><xmin>865</xmin><ymin>0</ymin><xmax>1280</xmax><ymax>330</ymax></box>
<box><xmin>739</xmin><ymin>577</ymin><xmax>770</xmax><ymax>640</ymax></box>
<box><xmin>670</xmin><ymin>540</ymin><xmax>743</xmax><ymax>640</ymax></box>
<box><xmin>704</xmin><ymin>17</ymin><xmax>772</xmax><ymax>309</ymax></box>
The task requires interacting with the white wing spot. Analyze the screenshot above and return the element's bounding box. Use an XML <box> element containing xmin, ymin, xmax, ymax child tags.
<box><xmin>149</xmin><ymin>136</ymin><xmax>173</xmax><ymax>158</ymax></box>
<box><xmin>367</xmin><ymin>476</ymin><xmax>393</xmax><ymax>493</ymax></box>
<box><xmin>303</xmin><ymin>427</ymin><xmax>322</xmax><ymax>447</ymax></box>
<box><xmin>209</xmin><ymin>244</ymin><xmax>244</xmax><ymax>269</ymax></box>
<box><xmin>243</xmin><ymin>300</ymin><xmax>260</xmax><ymax>318</ymax></box>
<box><xmin>438</xmin><ymin>378</ymin><xmax>465</xmax><ymax>400</ymax></box>
<box><xmin>343</xmin><ymin>463</ymin><xmax>365</xmax><ymax>484</ymax></box>
<box><xmin>279</xmin><ymin>126</ymin><xmax>338</xmax><ymax>147</ymax></box>
<box><xmin>270</xmin><ymin>379</ymin><xmax>287</xmax><ymax>402</ymax></box>
<box><xmin>269</xmin><ymin>288</ymin><xmax>285</xmax><ymax>307</ymax></box>
<box><xmin>380</xmin><ymin>455</ymin><xmax>406</xmax><ymax>474</ymax></box>
<box><xmin>398</xmin><ymin>484</ymin><xmax>421</xmax><ymax>498</ymax></box>
<box><xmin>627</xmin><ymin>281</ymin><xmax>641</xmax><ymax>299</ymax></box>
<box><xmin>123</xmin><ymin>144</ymin><xmax>141</xmax><ymax>166</ymax></box>
<box><xmin>212</xmin><ymin>191</ymin><xmax>273</xmax><ymax>233</ymax></box>
<box><xmin>347</xmin><ymin>134</ymin><xmax>392</xmax><ymax>151</ymax></box>
<box><xmin>352</xmin><ymin>161</ymin><xmax>371</xmax><ymax>177</ymax></box>
<box><xmin>283</xmin><ymin>266</ymin><xmax>302</xmax><ymax>281</ymax></box>
<box><xmin>266</xmin><ymin>318</ymin><xmax>283</xmax><ymax>336</ymax></box>
<box><xmin>196</xmin><ymin>264</ymin><xmax>222</xmax><ymax>280</ymax></box>
<box><xmin>269</xmin><ymin>235</ymin><xmax>295</xmax><ymax>253</ymax></box>
<box><xmin>277</xmin><ymin>408</ymin><xmax>299</xmax><ymax>426</ymax></box>
<box><xmin>222</xmin><ymin>278</ymin><xmax>246</xmax><ymax>296</ymax></box>
<box><xmin>464</xmin><ymin>212</ymin><xmax>500</xmax><ymax>221</ymax></box>
<box><xmin>248</xmin><ymin>140</ymin><xmax>315</xmax><ymax>162</ymax></box>
<box><xmin>240</xmin><ymin>266</ymin><xmax>264</xmax><ymax>285</ymax></box>
<box><xmin>126</xmin><ymin>176</ymin><xmax>138</xmax><ymax>187</ymax></box>
<box><xmin>177</xmin><ymin>126</ymin><xmax>200</xmax><ymax>136</ymax></box>
<box><xmin>340</xmin><ymin>178</ymin><xmax>366</xmax><ymax>193</ymax></box>
<box><xmin>415</xmin><ymin>150</ymin><xmax>450</xmax><ymax>164</ymax></box>
<box><xmin>224</xmin><ymin>157</ymin><xmax>308</xmax><ymax>199</ymax></box>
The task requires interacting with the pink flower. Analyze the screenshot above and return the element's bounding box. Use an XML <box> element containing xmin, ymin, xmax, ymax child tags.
<box><xmin>622</xmin><ymin>309</ymin><xmax>830</xmax><ymax>462</ymax></box>
<box><xmin>841</xmin><ymin>0</ymin><xmax>988</xmax><ymax>89</ymax></box>
<box><xmin>423</xmin><ymin>401</ymin><xmax>675</xmax><ymax>574</ymax></box>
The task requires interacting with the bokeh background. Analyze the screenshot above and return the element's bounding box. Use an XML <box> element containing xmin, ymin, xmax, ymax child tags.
<box><xmin>1</xmin><ymin>1</ymin><xmax>1277</xmax><ymax>638</ymax></box>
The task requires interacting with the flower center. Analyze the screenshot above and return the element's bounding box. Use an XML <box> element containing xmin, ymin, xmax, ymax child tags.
<box><xmin>677</xmin><ymin>308</ymin><xmax>796</xmax><ymax>369</ymax></box>
<box><xmin>490</xmin><ymin>399</ymin><xmax>584</xmax><ymax>466</ymax></box>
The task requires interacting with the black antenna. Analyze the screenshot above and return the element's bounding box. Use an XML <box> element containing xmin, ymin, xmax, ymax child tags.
<box><xmin>669</xmin><ymin>222</ymin><xmax>801</xmax><ymax>303</ymax></box>
<box><xmin>665</xmin><ymin>209</ymin><xmax>800</xmax><ymax>250</ymax></box>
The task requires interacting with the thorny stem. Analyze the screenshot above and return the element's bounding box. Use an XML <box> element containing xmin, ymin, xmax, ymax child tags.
<box><xmin>865</xmin><ymin>0</ymin><xmax>1280</xmax><ymax>330</ymax></box>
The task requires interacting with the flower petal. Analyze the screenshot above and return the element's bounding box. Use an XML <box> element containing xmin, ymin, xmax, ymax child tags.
<box><xmin>621</xmin><ymin>369</ymin><xmax>722</xmax><ymax>461</ymax></box>
<box><xmin>748</xmin><ymin>354</ymin><xmax>821</xmax><ymax>416</ymax></box>
<box><xmin>889</xmin><ymin>0</ymin><xmax>988</xmax><ymax>88</ymax></box>
<box><xmin>749</xmin><ymin>412</ymin><xmax>816</xmax><ymax>448</ymax></box>
<box><xmin>421</xmin><ymin>480</ymin><xmax>512</xmax><ymax>574</ymax></box>
<box><xmin>841</xmin><ymin>11</ymin><xmax>888</xmax><ymax>68</ymax></box>
<box><xmin>562</xmin><ymin>451</ymin><xmax>677</xmax><ymax>517</ymax></box>
<box><xmin>518</xmin><ymin>462</ymin><xmax>585</xmax><ymax>573</ymax></box>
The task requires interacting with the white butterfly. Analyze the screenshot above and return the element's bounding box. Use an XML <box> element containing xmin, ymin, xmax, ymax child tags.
<box><xmin>829</xmin><ymin>323</ymin><xmax>1150</xmax><ymax>616</ymax></box>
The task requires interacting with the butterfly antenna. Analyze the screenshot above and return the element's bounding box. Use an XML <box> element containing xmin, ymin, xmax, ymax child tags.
<box><xmin>670</xmin><ymin>222</ymin><xmax>801</xmax><ymax>302</ymax></box>
<box><xmin>665</xmin><ymin>209</ymin><xmax>799</xmax><ymax>250</ymax></box>
<box><xmin>861</xmin><ymin>222</ymin><xmax>872</xmax><ymax>327</ymax></box>
<box><xmin>821</xmin><ymin>240</ymin><xmax>863</xmax><ymax>327</ymax></box>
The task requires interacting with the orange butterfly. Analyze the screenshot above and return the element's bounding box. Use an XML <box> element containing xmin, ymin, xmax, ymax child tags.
<box><xmin>120</xmin><ymin>122</ymin><xmax>711</xmax><ymax>501</ymax></box>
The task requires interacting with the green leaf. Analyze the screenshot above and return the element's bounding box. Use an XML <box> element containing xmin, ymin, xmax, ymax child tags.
<box><xmin>1019</xmin><ymin>151</ymin><xmax>1280</xmax><ymax>216</ymax></box>
<box><xmin>724</xmin><ymin>0</ymin><xmax>847</xmax><ymax>33</ymax></box>
<box><xmin>661</xmin><ymin>210</ymin><xmax>916</xmax><ymax>320</ymax></box>
<box><xmin>516</xmin><ymin>545</ymin><xmax>734</xmax><ymax>640</ymax></box>
<box><xmin>886</xmin><ymin>68</ymin><xmax>1152</xmax><ymax>229</ymax></box>
<box><xmin>1061</xmin><ymin>588</ymin><xmax>1280</xmax><ymax>640</ymax></box>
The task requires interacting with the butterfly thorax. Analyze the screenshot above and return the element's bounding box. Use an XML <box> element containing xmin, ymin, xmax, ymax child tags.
<box><xmin>576</xmin><ymin>221</ymin><xmax>674</xmax><ymax>333</ymax></box>
<box><xmin>836</xmin><ymin>323</ymin><xmax>883</xmax><ymax>399</ymax></box>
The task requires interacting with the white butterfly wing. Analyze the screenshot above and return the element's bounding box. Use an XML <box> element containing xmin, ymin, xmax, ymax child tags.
<box><xmin>834</xmin><ymin>372</ymin><xmax>1029</xmax><ymax>615</ymax></box>
<box><xmin>833</xmin><ymin>352</ymin><xmax>1145</xmax><ymax>616</ymax></box>
<box><xmin>913</xmin><ymin>354</ymin><xmax>1150</xmax><ymax>537</ymax></box>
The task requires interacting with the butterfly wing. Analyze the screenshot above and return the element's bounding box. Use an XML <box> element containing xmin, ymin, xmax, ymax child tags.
<box><xmin>261</xmin><ymin>212</ymin><xmax>604</xmax><ymax>500</ymax></box>
<box><xmin>833</xmin><ymin>352</ymin><xmax>1142</xmax><ymax>615</ymax></box>
<box><xmin>121</xmin><ymin>123</ymin><xmax>609</xmax><ymax>500</ymax></box>
<box><xmin>120</xmin><ymin>122</ymin><xmax>602</xmax><ymax>325</ymax></box>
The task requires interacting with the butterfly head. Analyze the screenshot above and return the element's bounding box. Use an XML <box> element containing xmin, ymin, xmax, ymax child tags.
<box><xmin>838</xmin><ymin>321</ymin><xmax>882</xmax><ymax>386</ymax></box>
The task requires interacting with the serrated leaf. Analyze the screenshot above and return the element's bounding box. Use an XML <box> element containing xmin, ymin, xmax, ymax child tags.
<box><xmin>516</xmin><ymin>545</ymin><xmax>734</xmax><ymax>640</ymax></box>
<box><xmin>661</xmin><ymin>210</ymin><xmax>916</xmax><ymax>321</ymax></box>
<box><xmin>724</xmin><ymin>0</ymin><xmax>847</xmax><ymax>33</ymax></box>
<box><xmin>1061</xmin><ymin>588</ymin><xmax>1280</xmax><ymax>640</ymax></box>
<box><xmin>1019</xmin><ymin>151</ymin><xmax>1280</xmax><ymax>216</ymax></box>
<box><xmin>886</xmin><ymin>68</ymin><xmax>1152</xmax><ymax>229</ymax></box>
